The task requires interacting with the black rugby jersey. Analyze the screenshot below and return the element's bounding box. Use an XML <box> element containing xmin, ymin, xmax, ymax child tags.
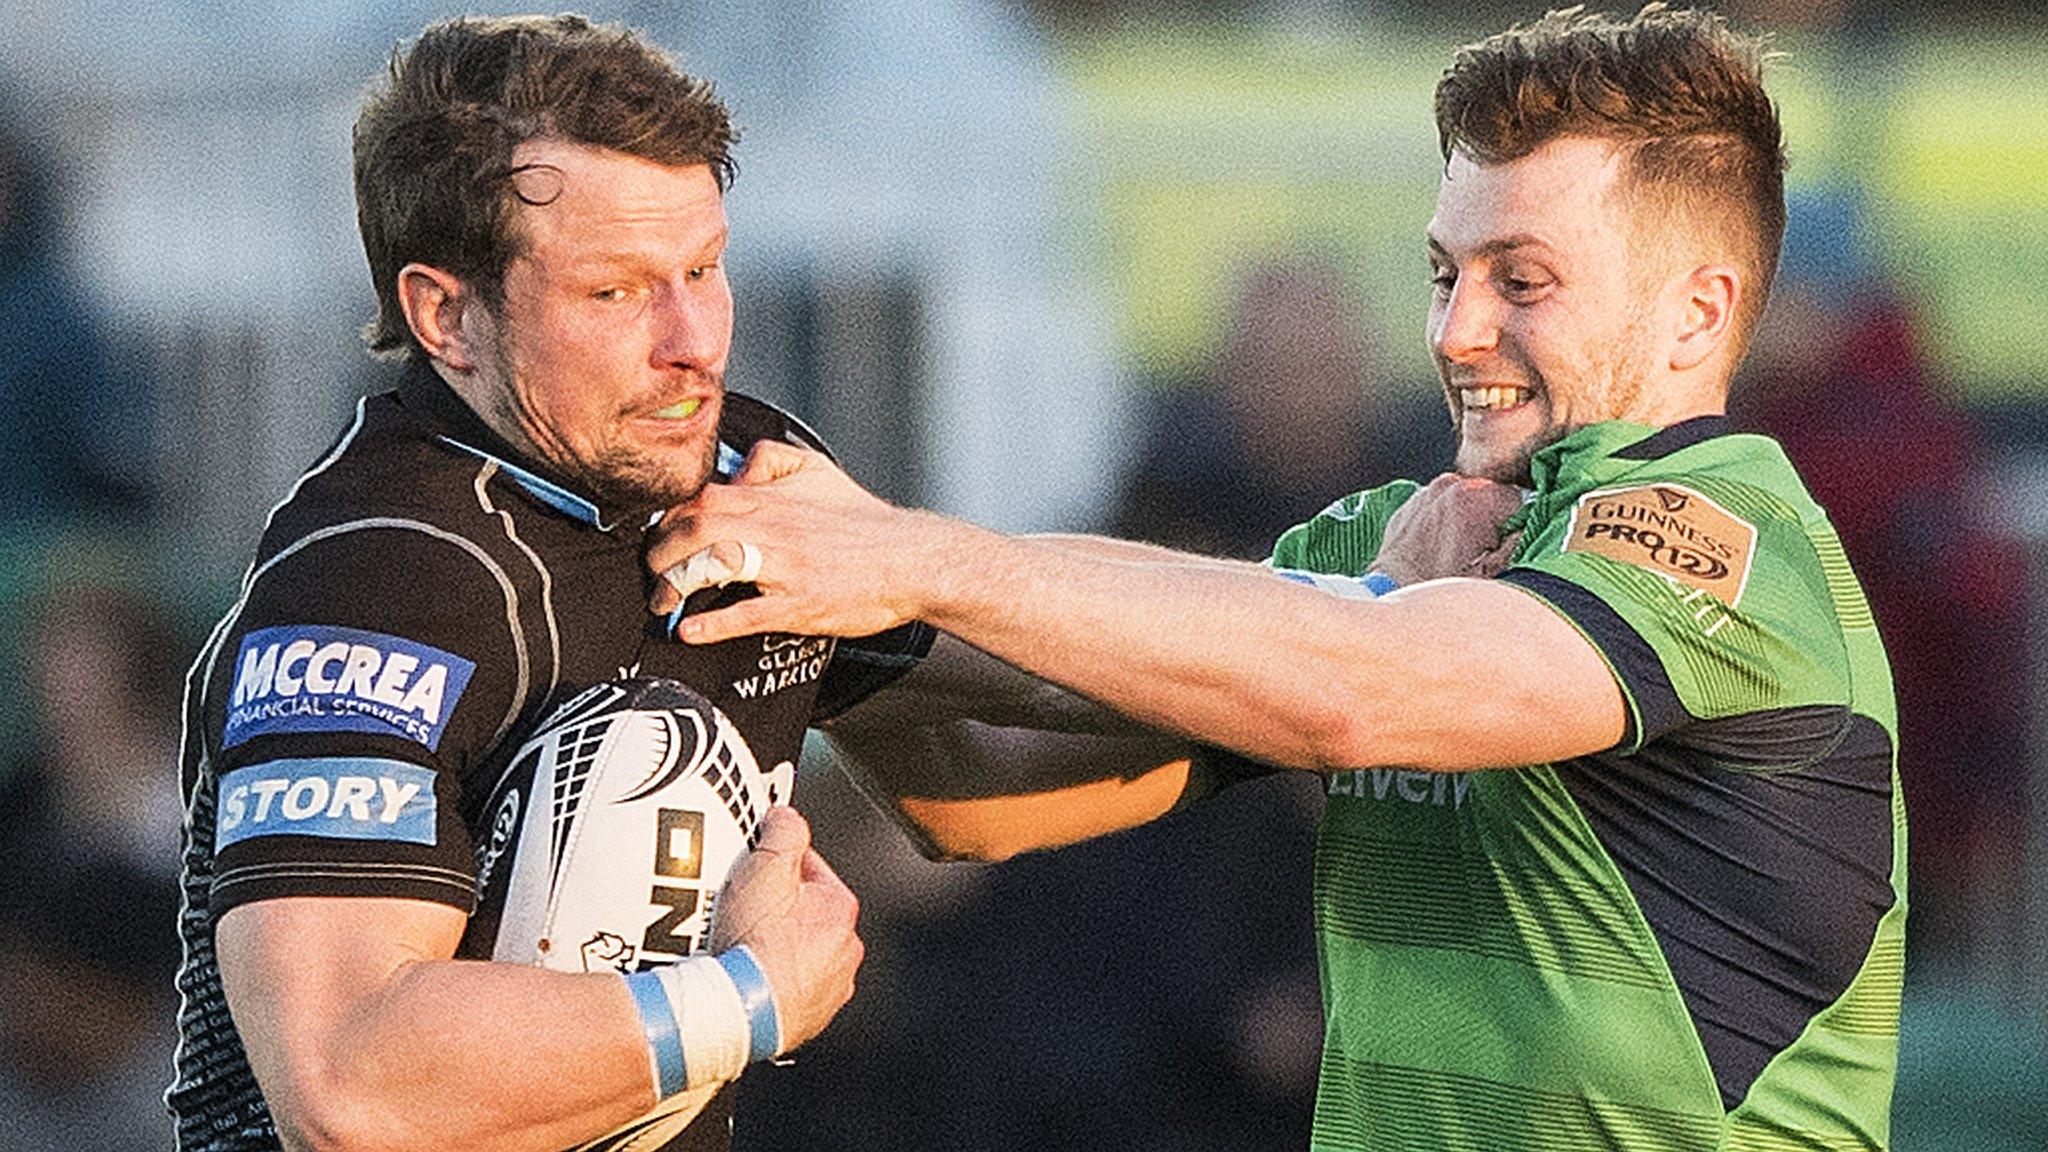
<box><xmin>169</xmin><ymin>361</ymin><xmax>927</xmax><ymax>1151</ymax></box>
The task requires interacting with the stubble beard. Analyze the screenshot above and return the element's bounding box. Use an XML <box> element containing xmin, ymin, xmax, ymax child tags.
<box><xmin>571</xmin><ymin>427</ymin><xmax>722</xmax><ymax>517</ymax></box>
<box><xmin>1454</xmin><ymin>393</ymin><xmax>1560</xmax><ymax>487</ymax></box>
<box><xmin>1450</xmin><ymin>316</ymin><xmax>1656</xmax><ymax>486</ymax></box>
<box><xmin>490</xmin><ymin>327</ymin><xmax>725</xmax><ymax>517</ymax></box>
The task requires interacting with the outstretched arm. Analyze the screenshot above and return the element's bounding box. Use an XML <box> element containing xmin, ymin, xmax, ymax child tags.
<box><xmin>822</xmin><ymin>632</ymin><xmax>1214</xmax><ymax>861</ymax></box>
<box><xmin>651</xmin><ymin>446</ymin><xmax>1619</xmax><ymax>773</ymax></box>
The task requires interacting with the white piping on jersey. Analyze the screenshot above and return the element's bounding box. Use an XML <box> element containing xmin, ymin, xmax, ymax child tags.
<box><xmin>233</xmin><ymin>398</ymin><xmax>372</xmax><ymax>598</ymax></box>
<box><xmin>180</xmin><ymin>514</ymin><xmax>529</xmax><ymax>825</ymax></box>
<box><xmin>212</xmin><ymin>861</ymin><xmax>479</xmax><ymax>888</ymax></box>
<box><xmin>438</xmin><ymin>435</ymin><xmax>617</xmax><ymax>530</ymax></box>
<box><xmin>168</xmin><ymin>515</ymin><xmax>529</xmax><ymax>1111</ymax></box>
<box><xmin>171</xmin><ymin>400</ymin><xmax>381</xmax><ymax>798</ymax></box>
<box><xmin>170</xmin><ymin>401</ymin><xmax>373</xmax><ymax>1108</ymax></box>
<box><xmin>442</xmin><ymin>433</ymin><xmax>685</xmax><ymax>532</ymax></box>
<box><xmin>219</xmin><ymin>517</ymin><xmax>531</xmax><ymax>750</ymax></box>
<box><xmin>473</xmin><ymin>460</ymin><xmax>563</xmax><ymax>705</ymax></box>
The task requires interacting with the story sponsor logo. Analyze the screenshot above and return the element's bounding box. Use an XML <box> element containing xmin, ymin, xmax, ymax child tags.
<box><xmin>214</xmin><ymin>757</ymin><xmax>438</xmax><ymax>849</ymax></box>
<box><xmin>1562</xmin><ymin>483</ymin><xmax>1757</xmax><ymax>607</ymax></box>
<box><xmin>225</xmin><ymin>624</ymin><xmax>477</xmax><ymax>750</ymax></box>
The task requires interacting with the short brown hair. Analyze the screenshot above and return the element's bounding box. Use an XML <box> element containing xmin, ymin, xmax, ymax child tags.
<box><xmin>353</xmin><ymin>14</ymin><xmax>736</xmax><ymax>358</ymax></box>
<box><xmin>1435</xmin><ymin>4</ymin><xmax>1785</xmax><ymax>346</ymax></box>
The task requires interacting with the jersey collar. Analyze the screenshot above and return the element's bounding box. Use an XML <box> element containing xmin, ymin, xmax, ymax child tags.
<box><xmin>1512</xmin><ymin>417</ymin><xmax>1741</xmax><ymax>541</ymax></box>
<box><xmin>395</xmin><ymin>360</ymin><xmax>816</xmax><ymax>534</ymax></box>
<box><xmin>395</xmin><ymin>360</ymin><xmax>672</xmax><ymax>533</ymax></box>
<box><xmin>1611</xmin><ymin>415</ymin><xmax>1735</xmax><ymax>461</ymax></box>
<box><xmin>1527</xmin><ymin>416</ymin><xmax>1735</xmax><ymax>493</ymax></box>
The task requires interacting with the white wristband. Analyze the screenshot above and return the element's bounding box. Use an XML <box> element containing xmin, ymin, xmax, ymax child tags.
<box><xmin>662</xmin><ymin>954</ymin><xmax>751</xmax><ymax>1090</ymax></box>
<box><xmin>625</xmin><ymin>945</ymin><xmax>786</xmax><ymax>1101</ymax></box>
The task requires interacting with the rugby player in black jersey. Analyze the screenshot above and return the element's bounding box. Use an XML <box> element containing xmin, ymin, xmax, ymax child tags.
<box><xmin>170</xmin><ymin>16</ymin><xmax>926</xmax><ymax>1152</ymax></box>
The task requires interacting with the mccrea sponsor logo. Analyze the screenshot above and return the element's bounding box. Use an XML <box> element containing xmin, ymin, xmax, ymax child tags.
<box><xmin>214</xmin><ymin>758</ymin><xmax>438</xmax><ymax>849</ymax></box>
<box><xmin>224</xmin><ymin>625</ymin><xmax>477</xmax><ymax>750</ymax></box>
<box><xmin>1327</xmin><ymin>768</ymin><xmax>1472</xmax><ymax>809</ymax></box>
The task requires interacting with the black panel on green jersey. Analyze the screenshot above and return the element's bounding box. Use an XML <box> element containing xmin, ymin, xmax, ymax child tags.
<box><xmin>1612</xmin><ymin>414</ymin><xmax>1735</xmax><ymax>461</ymax></box>
<box><xmin>1274</xmin><ymin>416</ymin><xmax>1905</xmax><ymax>1150</ymax></box>
<box><xmin>1500</xmin><ymin>569</ymin><xmax>1689</xmax><ymax>748</ymax></box>
<box><xmin>1554</xmin><ymin>715</ymin><xmax>1895</xmax><ymax>1108</ymax></box>
<box><xmin>1502</xmin><ymin>566</ymin><xmax>1894</xmax><ymax>1107</ymax></box>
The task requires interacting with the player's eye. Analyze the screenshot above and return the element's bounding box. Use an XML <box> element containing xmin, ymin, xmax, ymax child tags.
<box><xmin>1497</xmin><ymin>270</ymin><xmax>1551</xmax><ymax>301</ymax></box>
<box><xmin>1429</xmin><ymin>266</ymin><xmax>1457</xmax><ymax>293</ymax></box>
<box><xmin>591</xmin><ymin>286</ymin><xmax>631</xmax><ymax>302</ymax></box>
<box><xmin>684</xmin><ymin>260</ymin><xmax>722</xmax><ymax>282</ymax></box>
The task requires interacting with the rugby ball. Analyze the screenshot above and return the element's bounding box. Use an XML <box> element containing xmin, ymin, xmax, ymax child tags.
<box><xmin>476</xmin><ymin>678</ymin><xmax>794</xmax><ymax>973</ymax></box>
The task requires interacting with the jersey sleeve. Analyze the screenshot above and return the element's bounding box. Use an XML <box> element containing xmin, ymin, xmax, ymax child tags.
<box><xmin>201</xmin><ymin>523</ymin><xmax>522</xmax><ymax>915</ymax></box>
<box><xmin>810</xmin><ymin>621</ymin><xmax>937</xmax><ymax>723</ymax></box>
<box><xmin>1500</xmin><ymin>476</ymin><xmax>1854</xmax><ymax>762</ymax></box>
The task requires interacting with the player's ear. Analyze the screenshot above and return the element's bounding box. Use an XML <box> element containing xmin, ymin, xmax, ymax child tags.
<box><xmin>1669</xmin><ymin>262</ymin><xmax>1741</xmax><ymax>373</ymax></box>
<box><xmin>397</xmin><ymin>263</ymin><xmax>482</xmax><ymax>371</ymax></box>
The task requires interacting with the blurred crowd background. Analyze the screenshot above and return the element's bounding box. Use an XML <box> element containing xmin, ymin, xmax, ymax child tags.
<box><xmin>1</xmin><ymin>0</ymin><xmax>2043</xmax><ymax>1149</ymax></box>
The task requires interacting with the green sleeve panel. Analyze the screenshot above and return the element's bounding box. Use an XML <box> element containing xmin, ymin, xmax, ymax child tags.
<box><xmin>1270</xmin><ymin>480</ymin><xmax>1420</xmax><ymax>575</ymax></box>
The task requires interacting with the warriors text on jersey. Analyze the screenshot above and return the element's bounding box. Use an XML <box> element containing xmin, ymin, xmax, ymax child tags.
<box><xmin>168</xmin><ymin>362</ymin><xmax>926</xmax><ymax>1151</ymax></box>
<box><xmin>1273</xmin><ymin>417</ymin><xmax>1904</xmax><ymax>1151</ymax></box>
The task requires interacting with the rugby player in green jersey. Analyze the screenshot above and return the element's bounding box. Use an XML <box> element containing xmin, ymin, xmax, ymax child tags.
<box><xmin>650</xmin><ymin>6</ymin><xmax>1905</xmax><ymax>1149</ymax></box>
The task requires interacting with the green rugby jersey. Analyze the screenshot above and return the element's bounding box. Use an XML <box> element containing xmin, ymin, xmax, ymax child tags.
<box><xmin>1271</xmin><ymin>417</ymin><xmax>1904</xmax><ymax>1151</ymax></box>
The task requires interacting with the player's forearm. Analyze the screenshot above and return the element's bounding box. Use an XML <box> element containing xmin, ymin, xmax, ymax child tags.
<box><xmin>908</xmin><ymin>524</ymin><xmax>1396</xmax><ymax>770</ymax></box>
<box><xmin>827</xmin><ymin>711</ymin><xmax>1195</xmax><ymax>860</ymax></box>
<box><xmin>836</xmin><ymin>630</ymin><xmax>1165</xmax><ymax>737</ymax></box>
<box><xmin>255</xmin><ymin>957</ymin><xmax>656</xmax><ymax>1152</ymax></box>
<box><xmin>1026</xmin><ymin>533</ymin><xmax>1268</xmax><ymax>571</ymax></box>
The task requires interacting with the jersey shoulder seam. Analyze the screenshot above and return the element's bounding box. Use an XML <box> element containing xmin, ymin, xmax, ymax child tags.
<box><xmin>203</xmin><ymin>516</ymin><xmax>533</xmax><ymax>764</ymax></box>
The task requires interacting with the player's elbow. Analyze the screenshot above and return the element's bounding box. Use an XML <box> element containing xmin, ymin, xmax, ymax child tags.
<box><xmin>264</xmin><ymin>1062</ymin><xmax>431</xmax><ymax>1152</ymax></box>
<box><xmin>897</xmin><ymin>771</ymin><xmax>1185</xmax><ymax>861</ymax></box>
<box><xmin>1290</xmin><ymin>689</ymin><xmax>1384</xmax><ymax>773</ymax></box>
<box><xmin>266</xmin><ymin>1080</ymin><xmax>379</xmax><ymax>1152</ymax></box>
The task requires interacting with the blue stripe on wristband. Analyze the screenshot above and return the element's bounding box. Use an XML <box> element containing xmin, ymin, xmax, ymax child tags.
<box><xmin>1361</xmin><ymin>570</ymin><xmax>1400</xmax><ymax>597</ymax></box>
<box><xmin>716</xmin><ymin>946</ymin><xmax>781</xmax><ymax>1063</ymax></box>
<box><xmin>624</xmin><ymin>970</ymin><xmax>688</xmax><ymax>1098</ymax></box>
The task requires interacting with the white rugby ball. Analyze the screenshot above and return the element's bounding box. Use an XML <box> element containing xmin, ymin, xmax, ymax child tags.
<box><xmin>481</xmin><ymin>678</ymin><xmax>794</xmax><ymax>973</ymax></box>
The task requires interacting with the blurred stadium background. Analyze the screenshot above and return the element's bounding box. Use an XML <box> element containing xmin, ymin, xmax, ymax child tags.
<box><xmin>1</xmin><ymin>0</ymin><xmax>2043</xmax><ymax>1148</ymax></box>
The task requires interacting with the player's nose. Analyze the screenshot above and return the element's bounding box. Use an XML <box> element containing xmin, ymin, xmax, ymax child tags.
<box><xmin>650</xmin><ymin>279</ymin><xmax>732</xmax><ymax>371</ymax></box>
<box><xmin>1431</xmin><ymin>278</ymin><xmax>1500</xmax><ymax>364</ymax></box>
